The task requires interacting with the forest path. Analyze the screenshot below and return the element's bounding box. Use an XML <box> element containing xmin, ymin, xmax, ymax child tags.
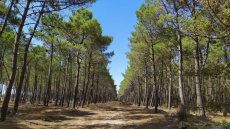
<box><xmin>0</xmin><ymin>101</ymin><xmax>178</xmax><ymax>129</ymax></box>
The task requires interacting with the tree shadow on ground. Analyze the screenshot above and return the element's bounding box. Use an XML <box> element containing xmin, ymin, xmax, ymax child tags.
<box><xmin>121</xmin><ymin>122</ymin><xmax>178</xmax><ymax>129</ymax></box>
<box><xmin>123</xmin><ymin>114</ymin><xmax>160</xmax><ymax>120</ymax></box>
<box><xmin>13</xmin><ymin>113</ymin><xmax>73</xmax><ymax>122</ymax></box>
<box><xmin>2</xmin><ymin>107</ymin><xmax>96</xmax><ymax>128</ymax></box>
<box><xmin>76</xmin><ymin>120</ymin><xmax>178</xmax><ymax>129</ymax></box>
<box><xmin>18</xmin><ymin>107</ymin><xmax>45</xmax><ymax>114</ymax></box>
<box><xmin>16</xmin><ymin>109</ymin><xmax>96</xmax><ymax>121</ymax></box>
<box><xmin>85</xmin><ymin>124</ymin><xmax>118</xmax><ymax>129</ymax></box>
<box><xmin>44</xmin><ymin>109</ymin><xmax>96</xmax><ymax>117</ymax></box>
<box><xmin>186</xmin><ymin>114</ymin><xmax>214</xmax><ymax>125</ymax></box>
<box><xmin>0</xmin><ymin>119</ymin><xmax>30</xmax><ymax>129</ymax></box>
<box><xmin>119</xmin><ymin>107</ymin><xmax>168</xmax><ymax>115</ymax></box>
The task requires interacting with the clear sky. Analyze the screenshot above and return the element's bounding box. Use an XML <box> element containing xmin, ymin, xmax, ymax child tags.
<box><xmin>89</xmin><ymin>0</ymin><xmax>145</xmax><ymax>90</ymax></box>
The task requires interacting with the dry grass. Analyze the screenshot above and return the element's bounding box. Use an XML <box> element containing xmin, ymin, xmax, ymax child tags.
<box><xmin>0</xmin><ymin>102</ymin><xmax>177</xmax><ymax>129</ymax></box>
<box><xmin>0</xmin><ymin>102</ymin><xmax>229</xmax><ymax>129</ymax></box>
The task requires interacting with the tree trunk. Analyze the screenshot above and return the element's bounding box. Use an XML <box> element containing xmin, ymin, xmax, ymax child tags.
<box><xmin>223</xmin><ymin>39</ymin><xmax>229</xmax><ymax>117</ymax></box>
<box><xmin>13</xmin><ymin>2</ymin><xmax>45</xmax><ymax>114</ymax></box>
<box><xmin>138</xmin><ymin>74</ymin><xmax>141</xmax><ymax>106</ymax></box>
<box><xmin>61</xmin><ymin>58</ymin><xmax>69</xmax><ymax>107</ymax></box>
<box><xmin>82</xmin><ymin>52</ymin><xmax>92</xmax><ymax>107</ymax></box>
<box><xmin>144</xmin><ymin>62</ymin><xmax>149</xmax><ymax>109</ymax></box>
<box><xmin>0</xmin><ymin>46</ymin><xmax>6</xmax><ymax>84</ymax></box>
<box><xmin>168</xmin><ymin>60</ymin><xmax>172</xmax><ymax>110</ymax></box>
<box><xmin>67</xmin><ymin>53</ymin><xmax>72</xmax><ymax>107</ymax></box>
<box><xmin>22</xmin><ymin>64</ymin><xmax>31</xmax><ymax>103</ymax></box>
<box><xmin>44</xmin><ymin>40</ymin><xmax>54</xmax><ymax>106</ymax></box>
<box><xmin>72</xmin><ymin>52</ymin><xmax>81</xmax><ymax>108</ymax></box>
<box><xmin>88</xmin><ymin>65</ymin><xmax>95</xmax><ymax>104</ymax></box>
<box><xmin>94</xmin><ymin>75</ymin><xmax>99</xmax><ymax>104</ymax></box>
<box><xmin>172</xmin><ymin>1</ymin><xmax>186</xmax><ymax>117</ymax></box>
<box><xmin>38</xmin><ymin>75</ymin><xmax>43</xmax><ymax>104</ymax></box>
<box><xmin>0</xmin><ymin>1</ymin><xmax>31</xmax><ymax>121</ymax></box>
<box><xmin>31</xmin><ymin>62</ymin><xmax>38</xmax><ymax>104</ymax></box>
<box><xmin>151</xmin><ymin>41</ymin><xmax>159</xmax><ymax>112</ymax></box>
<box><xmin>55</xmin><ymin>77</ymin><xmax>60</xmax><ymax>106</ymax></box>
<box><xmin>194</xmin><ymin>39</ymin><xmax>205</xmax><ymax>117</ymax></box>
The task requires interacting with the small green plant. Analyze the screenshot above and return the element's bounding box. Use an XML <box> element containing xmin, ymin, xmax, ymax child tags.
<box><xmin>177</xmin><ymin>108</ymin><xmax>187</xmax><ymax>121</ymax></box>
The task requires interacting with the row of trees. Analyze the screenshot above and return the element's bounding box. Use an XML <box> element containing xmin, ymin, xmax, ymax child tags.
<box><xmin>119</xmin><ymin>0</ymin><xmax>229</xmax><ymax>119</ymax></box>
<box><xmin>0</xmin><ymin>0</ymin><xmax>116</xmax><ymax>121</ymax></box>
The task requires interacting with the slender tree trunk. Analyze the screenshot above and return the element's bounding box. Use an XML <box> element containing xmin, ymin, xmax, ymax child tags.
<box><xmin>223</xmin><ymin>39</ymin><xmax>228</xmax><ymax>117</ymax></box>
<box><xmin>150</xmin><ymin>41</ymin><xmax>159</xmax><ymax>112</ymax></box>
<box><xmin>0</xmin><ymin>1</ymin><xmax>31</xmax><ymax>121</ymax></box>
<box><xmin>31</xmin><ymin>63</ymin><xmax>38</xmax><ymax>104</ymax></box>
<box><xmin>0</xmin><ymin>46</ymin><xmax>6</xmax><ymax>84</ymax></box>
<box><xmin>177</xmin><ymin>25</ymin><xmax>185</xmax><ymax>107</ymax></box>
<box><xmin>44</xmin><ymin>41</ymin><xmax>54</xmax><ymax>106</ymax></box>
<box><xmin>172</xmin><ymin>1</ymin><xmax>186</xmax><ymax>117</ymax></box>
<box><xmin>81</xmin><ymin>72</ymin><xmax>86</xmax><ymax>105</ymax></box>
<box><xmin>94</xmin><ymin>75</ymin><xmax>99</xmax><ymax>104</ymax></box>
<box><xmin>61</xmin><ymin>58</ymin><xmax>69</xmax><ymax>107</ymax></box>
<box><xmin>88</xmin><ymin>65</ymin><xmax>95</xmax><ymax>104</ymax></box>
<box><xmin>13</xmin><ymin>2</ymin><xmax>45</xmax><ymax>114</ymax></box>
<box><xmin>168</xmin><ymin>60</ymin><xmax>172</xmax><ymax>110</ymax></box>
<box><xmin>194</xmin><ymin>38</ymin><xmax>205</xmax><ymax>117</ymax></box>
<box><xmin>55</xmin><ymin>77</ymin><xmax>60</xmax><ymax>106</ymax></box>
<box><xmin>189</xmin><ymin>0</ymin><xmax>205</xmax><ymax>117</ymax></box>
<box><xmin>60</xmin><ymin>76</ymin><xmax>64</xmax><ymax>106</ymax></box>
<box><xmin>66</xmin><ymin>53</ymin><xmax>72</xmax><ymax>107</ymax></box>
<box><xmin>138</xmin><ymin>74</ymin><xmax>141</xmax><ymax>106</ymax></box>
<box><xmin>144</xmin><ymin>61</ymin><xmax>149</xmax><ymax>109</ymax></box>
<box><xmin>82</xmin><ymin>52</ymin><xmax>92</xmax><ymax>107</ymax></box>
<box><xmin>22</xmin><ymin>64</ymin><xmax>31</xmax><ymax>103</ymax></box>
<box><xmin>72</xmin><ymin>52</ymin><xmax>81</xmax><ymax>108</ymax></box>
<box><xmin>38</xmin><ymin>75</ymin><xmax>43</xmax><ymax>104</ymax></box>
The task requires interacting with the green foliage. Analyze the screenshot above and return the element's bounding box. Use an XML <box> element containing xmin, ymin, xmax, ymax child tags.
<box><xmin>177</xmin><ymin>107</ymin><xmax>187</xmax><ymax>121</ymax></box>
<box><xmin>0</xmin><ymin>0</ymin><xmax>7</xmax><ymax>16</ymax></box>
<box><xmin>119</xmin><ymin>0</ymin><xmax>230</xmax><ymax>117</ymax></box>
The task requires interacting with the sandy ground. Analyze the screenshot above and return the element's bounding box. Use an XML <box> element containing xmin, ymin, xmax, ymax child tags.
<box><xmin>0</xmin><ymin>101</ymin><xmax>178</xmax><ymax>129</ymax></box>
<box><xmin>0</xmin><ymin>101</ymin><xmax>229</xmax><ymax>129</ymax></box>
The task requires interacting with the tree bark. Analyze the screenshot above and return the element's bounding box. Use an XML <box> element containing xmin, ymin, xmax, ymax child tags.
<box><xmin>81</xmin><ymin>52</ymin><xmax>92</xmax><ymax>107</ymax></box>
<box><xmin>151</xmin><ymin>42</ymin><xmax>159</xmax><ymax>113</ymax></box>
<box><xmin>55</xmin><ymin>77</ymin><xmax>60</xmax><ymax>106</ymax></box>
<box><xmin>0</xmin><ymin>1</ymin><xmax>31</xmax><ymax>121</ymax></box>
<box><xmin>168</xmin><ymin>60</ymin><xmax>172</xmax><ymax>110</ymax></box>
<box><xmin>137</xmin><ymin>74</ymin><xmax>141</xmax><ymax>106</ymax></box>
<box><xmin>194</xmin><ymin>38</ymin><xmax>205</xmax><ymax>117</ymax></box>
<box><xmin>191</xmin><ymin>0</ymin><xmax>205</xmax><ymax>116</ymax></box>
<box><xmin>31</xmin><ymin>62</ymin><xmax>38</xmax><ymax>104</ymax></box>
<box><xmin>144</xmin><ymin>61</ymin><xmax>149</xmax><ymax>109</ymax></box>
<box><xmin>223</xmin><ymin>39</ymin><xmax>229</xmax><ymax>117</ymax></box>
<box><xmin>44</xmin><ymin>40</ymin><xmax>54</xmax><ymax>106</ymax></box>
<box><xmin>94</xmin><ymin>75</ymin><xmax>99</xmax><ymax>104</ymax></box>
<box><xmin>171</xmin><ymin>0</ymin><xmax>186</xmax><ymax>120</ymax></box>
<box><xmin>72</xmin><ymin>52</ymin><xmax>81</xmax><ymax>108</ymax></box>
<box><xmin>13</xmin><ymin>1</ymin><xmax>46</xmax><ymax>114</ymax></box>
<box><xmin>61</xmin><ymin>58</ymin><xmax>69</xmax><ymax>107</ymax></box>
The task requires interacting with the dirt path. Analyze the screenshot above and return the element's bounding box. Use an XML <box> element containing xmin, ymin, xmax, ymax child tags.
<box><xmin>0</xmin><ymin>101</ymin><xmax>178</xmax><ymax>129</ymax></box>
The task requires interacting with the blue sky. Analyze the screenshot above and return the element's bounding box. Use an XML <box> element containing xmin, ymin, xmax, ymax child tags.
<box><xmin>89</xmin><ymin>0</ymin><xmax>145</xmax><ymax>90</ymax></box>
<box><xmin>29</xmin><ymin>0</ymin><xmax>145</xmax><ymax>90</ymax></box>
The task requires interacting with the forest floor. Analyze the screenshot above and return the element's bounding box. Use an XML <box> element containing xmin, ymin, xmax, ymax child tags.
<box><xmin>0</xmin><ymin>101</ymin><xmax>229</xmax><ymax>129</ymax></box>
